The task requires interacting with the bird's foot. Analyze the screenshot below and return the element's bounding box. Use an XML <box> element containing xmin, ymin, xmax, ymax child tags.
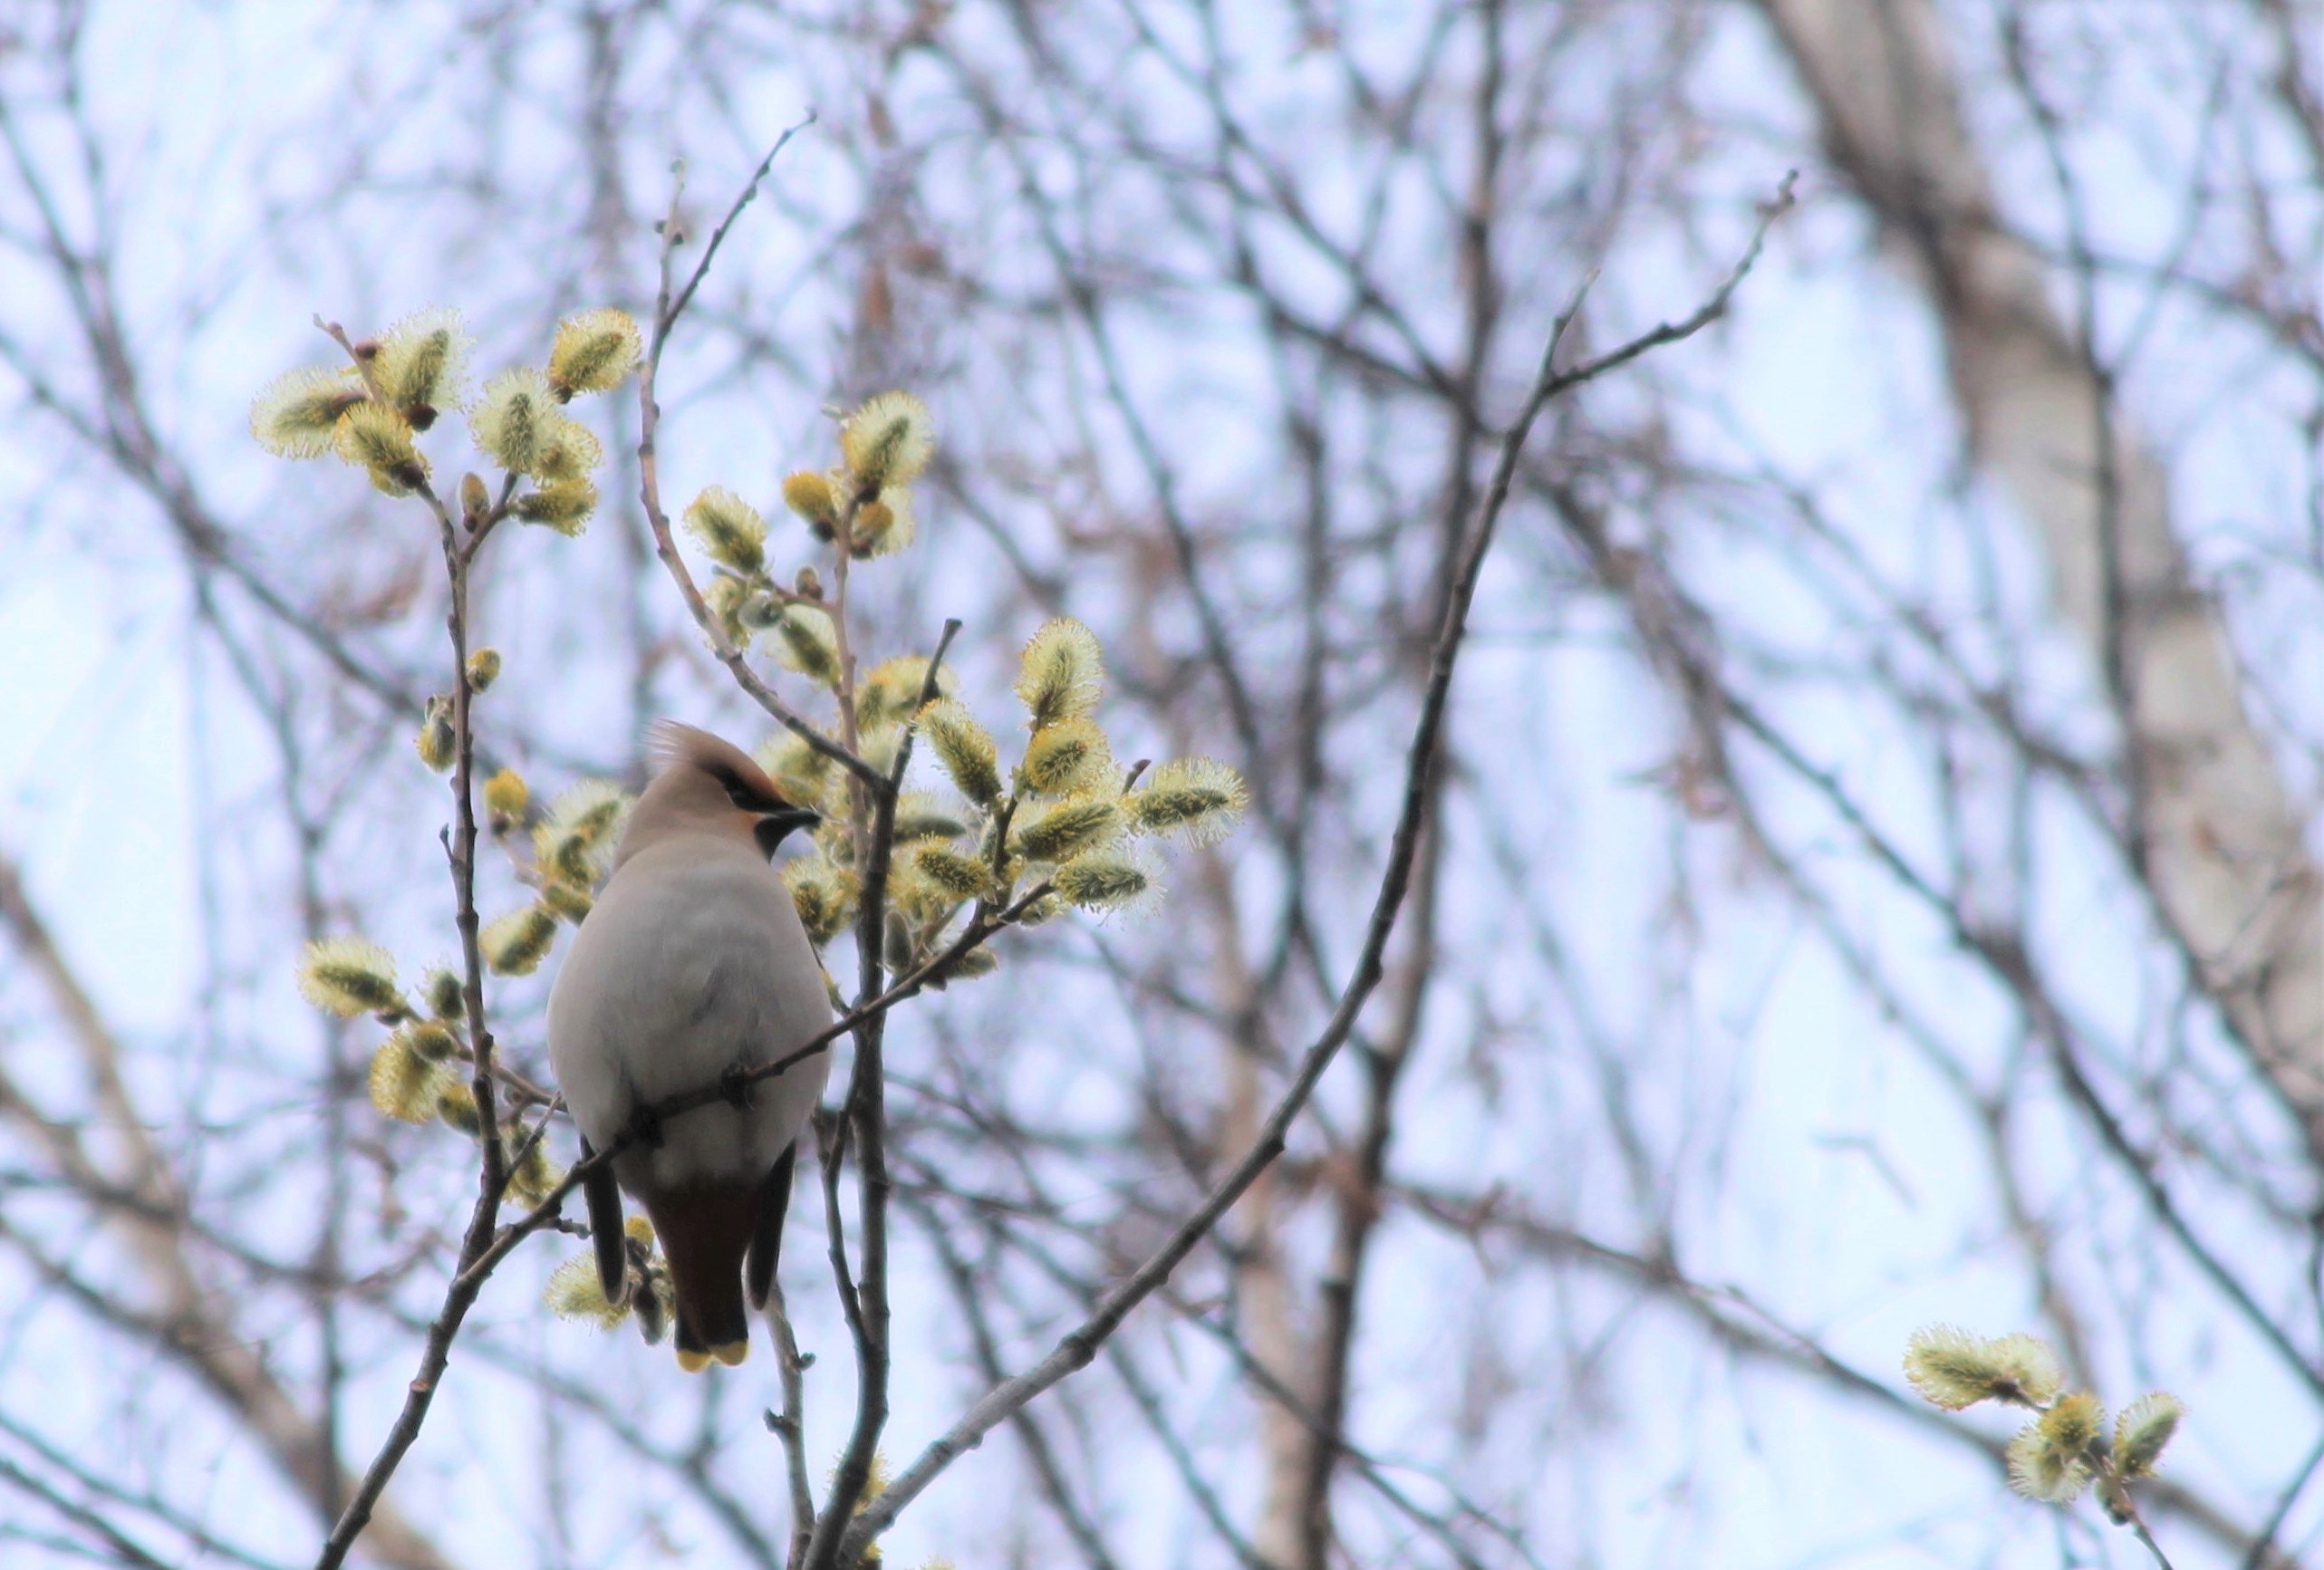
<box><xmin>720</xmin><ymin>1061</ymin><xmax>756</xmax><ymax>1109</ymax></box>
<box><xmin>625</xmin><ymin>1102</ymin><xmax>664</xmax><ymax>1149</ymax></box>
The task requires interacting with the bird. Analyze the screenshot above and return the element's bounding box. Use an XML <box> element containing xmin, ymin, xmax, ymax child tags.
<box><xmin>547</xmin><ymin>720</ymin><xmax>831</xmax><ymax>1371</ymax></box>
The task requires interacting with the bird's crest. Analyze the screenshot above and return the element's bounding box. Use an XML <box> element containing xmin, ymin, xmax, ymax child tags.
<box><xmin>646</xmin><ymin>721</ymin><xmax>792</xmax><ymax>811</ymax></box>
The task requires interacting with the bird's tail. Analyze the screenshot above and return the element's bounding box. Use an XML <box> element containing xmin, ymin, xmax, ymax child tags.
<box><xmin>641</xmin><ymin>1180</ymin><xmax>757</xmax><ymax>1372</ymax></box>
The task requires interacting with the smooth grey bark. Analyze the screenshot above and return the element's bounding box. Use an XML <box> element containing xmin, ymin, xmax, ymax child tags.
<box><xmin>1757</xmin><ymin>0</ymin><xmax>2324</xmax><ymax>1141</ymax></box>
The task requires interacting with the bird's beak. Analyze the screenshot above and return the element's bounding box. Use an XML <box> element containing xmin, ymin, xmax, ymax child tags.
<box><xmin>750</xmin><ymin>803</ymin><xmax>823</xmax><ymax>861</ymax></box>
<box><xmin>763</xmin><ymin>804</ymin><xmax>821</xmax><ymax>837</ymax></box>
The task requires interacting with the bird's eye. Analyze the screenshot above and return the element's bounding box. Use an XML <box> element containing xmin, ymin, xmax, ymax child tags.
<box><xmin>705</xmin><ymin>761</ymin><xmax>789</xmax><ymax>815</ymax></box>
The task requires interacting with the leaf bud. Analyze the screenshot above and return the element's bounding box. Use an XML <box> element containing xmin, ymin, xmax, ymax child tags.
<box><xmin>415</xmin><ymin>696</ymin><xmax>457</xmax><ymax>773</ymax></box>
<box><xmin>483</xmin><ymin>767</ymin><xmax>530</xmax><ymax>825</ymax></box>
<box><xmin>781</xmin><ymin>470</ymin><xmax>840</xmax><ymax>539</ymax></box>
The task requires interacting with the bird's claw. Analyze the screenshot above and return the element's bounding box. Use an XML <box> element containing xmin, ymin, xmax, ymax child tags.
<box><xmin>720</xmin><ymin>1061</ymin><xmax>755</xmax><ymax>1109</ymax></box>
<box><xmin>625</xmin><ymin>1102</ymin><xmax>664</xmax><ymax>1149</ymax></box>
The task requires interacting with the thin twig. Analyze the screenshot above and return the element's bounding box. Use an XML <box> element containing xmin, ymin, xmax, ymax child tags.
<box><xmin>835</xmin><ymin>174</ymin><xmax>1797</xmax><ymax>1563</ymax></box>
<box><xmin>632</xmin><ymin>121</ymin><xmax>879</xmax><ymax>787</ymax></box>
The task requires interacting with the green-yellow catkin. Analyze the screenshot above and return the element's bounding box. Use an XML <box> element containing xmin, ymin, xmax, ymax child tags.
<box><xmin>1903</xmin><ymin>1326</ymin><xmax>2065</xmax><ymax>1411</ymax></box>
<box><xmin>540</xmin><ymin>881</ymin><xmax>593</xmax><ymax>923</ymax></box>
<box><xmin>467</xmin><ymin>648</ymin><xmax>503</xmax><ymax>693</ymax></box>
<box><xmin>424</xmin><ymin>967</ymin><xmax>467</xmax><ymax>1020</ymax></box>
<box><xmin>850</xmin><ymin>486</ymin><xmax>917</xmax><ymax>558</ymax></box>
<box><xmin>861</xmin><ymin>655</ymin><xmax>954</xmax><ymax>727</ymax></box>
<box><xmin>857</xmin><ymin>723</ymin><xmax>902</xmax><ymax>778</ymax></box>
<box><xmin>532</xmin><ymin>417</ymin><xmax>603</xmax><ymax>484</ymax></box>
<box><xmin>1012</xmin><ymin>794</ymin><xmax>1123</xmax><ymax>864</ymax></box>
<box><xmin>782</xmin><ymin>470</ymin><xmax>841</xmax><ymax>539</ymax></box>
<box><xmin>1015</xmin><ymin>619</ymin><xmax>1104</xmax><ymax>730</ymax></box>
<box><xmin>771</xmin><ymin>604</ymin><xmax>841</xmax><ymax>688</ymax></box>
<box><xmin>480</xmin><ymin>904</ymin><xmax>559</xmax><ymax>976</ymax></box>
<box><xmin>515</xmin><ymin>478</ymin><xmax>597</xmax><ymax>535</ymax></box>
<box><xmin>2005</xmin><ymin>1392</ymin><xmax>2103</xmax><ymax>1503</ymax></box>
<box><xmin>415</xmin><ymin>697</ymin><xmax>457</xmax><ymax>773</ymax></box>
<box><xmin>299</xmin><ymin>937</ymin><xmax>401</xmax><ymax>1017</ymax></box>
<box><xmin>376</xmin><ymin>306</ymin><xmax>471</xmax><ymax>411</ymax></box>
<box><xmin>758</xmin><ymin>731</ymin><xmax>837</xmax><ymax>808</ymax></box>
<box><xmin>1019</xmin><ymin>717</ymin><xmax>1113</xmax><ymax>798</ymax></box>
<box><xmin>704</xmin><ymin>573</ymin><xmax>750</xmax><ymax>643</ymax></box>
<box><xmin>2040</xmin><ymin>1392</ymin><xmax>2102</xmax><ymax>1451</ymax></box>
<box><xmin>483</xmin><ymin>767</ymin><xmax>529</xmax><ymax>823</ymax></box>
<box><xmin>251</xmin><ymin>366</ymin><xmax>365</xmax><ymax>458</ymax></box>
<box><xmin>436</xmin><ymin>1081</ymin><xmax>482</xmax><ymax>1135</ymax></box>
<box><xmin>2113</xmin><ymin>1393</ymin><xmax>2183</xmax><ymax>1479</ymax></box>
<box><xmin>928</xmin><ymin>945</ymin><xmax>998</xmax><ymax>988</ymax></box>
<box><xmin>892</xmin><ymin>792</ymin><xmax>971</xmax><ymax>843</ymax></box>
<box><xmin>399</xmin><ymin>1019</ymin><xmax>462</xmax><ymax>1063</ymax></box>
<box><xmin>333</xmin><ymin>400</ymin><xmax>430</xmax><ymax>495</ymax></box>
<box><xmin>532</xmin><ymin>780</ymin><xmax>627</xmax><ymax>887</ymax></box>
<box><xmin>784</xmin><ymin>857</ymin><xmax>859</xmax><ymax>946</ymax></box>
<box><xmin>632</xmin><ymin>1252</ymin><xmax>675</xmax><ymax>1344</ymax></box>
<box><xmin>2003</xmin><ymin>1420</ymin><xmax>2088</xmax><ymax>1504</ymax></box>
<box><xmin>886</xmin><ymin>864</ymin><xmax>945</xmax><ymax>933</ymax></box>
<box><xmin>503</xmin><ymin>1135</ymin><xmax>561</xmax><ymax>1207</ymax></box>
<box><xmin>1127</xmin><ymin>757</ymin><xmax>1248</xmax><ymax>844</ymax></box>
<box><xmin>470</xmin><ymin>368</ymin><xmax>555</xmax><ymax>473</ymax></box>
<box><xmin>737</xmin><ymin>591</ymin><xmax>786</xmax><ymax>633</ymax></box>
<box><xmin>917</xmin><ymin>699</ymin><xmax>1001</xmax><ymax>807</ymax></box>
<box><xmin>369</xmin><ymin>1033</ymin><xmax>448</xmax><ymax>1122</ymax></box>
<box><xmin>547</xmin><ymin>307</ymin><xmax>641</xmax><ymax>399</ymax></box>
<box><xmin>839</xmin><ymin>391</ymin><xmax>935</xmax><ymax>490</ymax></box>
<box><xmin>911</xmin><ymin>843</ymin><xmax>990</xmax><ymax>902</ymax></box>
<box><xmin>684</xmin><ymin>486</ymin><xmax>768</xmax><ymax>575</ymax></box>
<box><xmin>545</xmin><ymin>1253</ymin><xmax>632</xmax><ymax>1328</ymax></box>
<box><xmin>459</xmin><ymin>472</ymin><xmax>490</xmax><ymax>523</ymax></box>
<box><xmin>838</xmin><ymin>1451</ymin><xmax>893</xmax><ymax>1539</ymax></box>
<box><xmin>1053</xmin><ymin>853</ymin><xmax>1152</xmax><ymax>910</ymax></box>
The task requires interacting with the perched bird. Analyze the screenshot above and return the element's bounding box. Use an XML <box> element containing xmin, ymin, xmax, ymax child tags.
<box><xmin>547</xmin><ymin>721</ymin><xmax>831</xmax><ymax>1371</ymax></box>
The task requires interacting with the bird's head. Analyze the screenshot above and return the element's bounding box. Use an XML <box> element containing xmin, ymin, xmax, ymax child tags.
<box><xmin>619</xmin><ymin>720</ymin><xmax>822</xmax><ymax>866</ymax></box>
